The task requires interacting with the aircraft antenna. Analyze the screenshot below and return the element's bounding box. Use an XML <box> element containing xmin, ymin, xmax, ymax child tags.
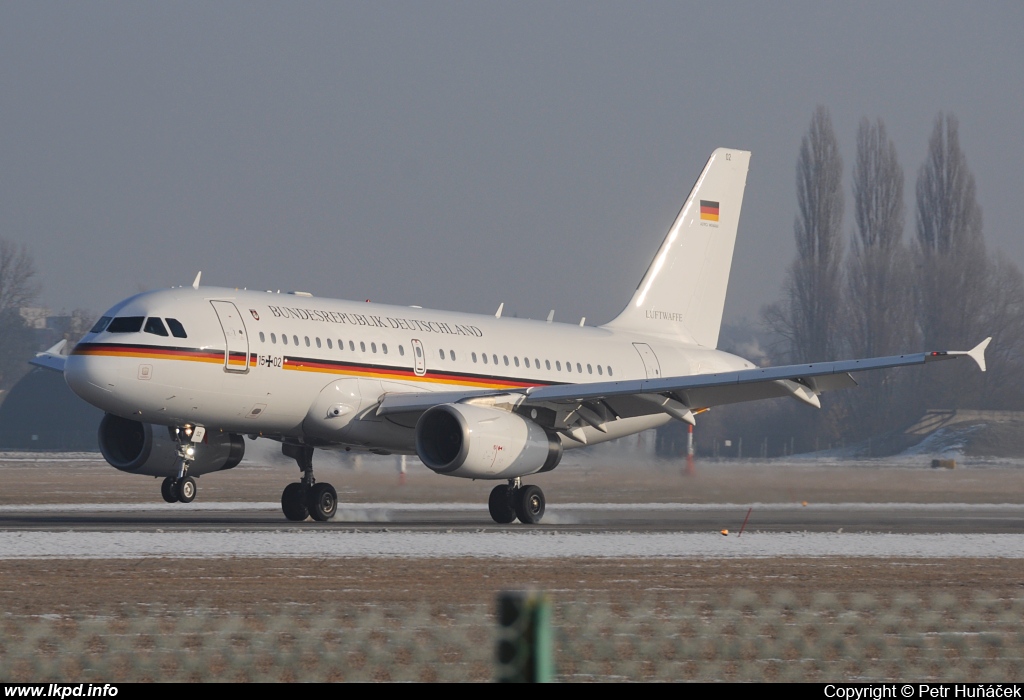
<box><xmin>192</xmin><ymin>271</ymin><xmax>202</xmax><ymax>290</ymax></box>
<box><xmin>546</xmin><ymin>310</ymin><xmax>555</xmax><ymax>323</ymax></box>
<box><xmin>495</xmin><ymin>303</ymin><xmax>504</xmax><ymax>318</ymax></box>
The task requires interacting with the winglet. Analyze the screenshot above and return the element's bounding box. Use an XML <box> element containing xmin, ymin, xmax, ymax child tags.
<box><xmin>30</xmin><ymin>339</ymin><xmax>68</xmax><ymax>373</ymax></box>
<box><xmin>967</xmin><ymin>337</ymin><xmax>991</xmax><ymax>372</ymax></box>
<box><xmin>192</xmin><ymin>271</ymin><xmax>202</xmax><ymax>290</ymax></box>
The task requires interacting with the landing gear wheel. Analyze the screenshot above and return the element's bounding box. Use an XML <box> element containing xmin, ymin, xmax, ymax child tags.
<box><xmin>177</xmin><ymin>476</ymin><xmax>197</xmax><ymax>503</ymax></box>
<box><xmin>161</xmin><ymin>477</ymin><xmax>179</xmax><ymax>503</ymax></box>
<box><xmin>308</xmin><ymin>483</ymin><xmax>338</xmax><ymax>522</ymax></box>
<box><xmin>281</xmin><ymin>482</ymin><xmax>309</xmax><ymax>521</ymax></box>
<box><xmin>514</xmin><ymin>485</ymin><xmax>545</xmax><ymax>524</ymax></box>
<box><xmin>488</xmin><ymin>484</ymin><xmax>516</xmax><ymax>524</ymax></box>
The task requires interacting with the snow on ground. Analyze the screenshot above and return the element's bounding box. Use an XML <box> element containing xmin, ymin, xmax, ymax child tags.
<box><xmin>0</xmin><ymin>529</ymin><xmax>1020</xmax><ymax>560</ymax></box>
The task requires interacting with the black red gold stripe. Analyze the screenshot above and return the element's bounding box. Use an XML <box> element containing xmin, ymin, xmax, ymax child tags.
<box><xmin>72</xmin><ymin>343</ymin><xmax>558</xmax><ymax>390</ymax></box>
<box><xmin>700</xmin><ymin>200</ymin><xmax>720</xmax><ymax>221</ymax></box>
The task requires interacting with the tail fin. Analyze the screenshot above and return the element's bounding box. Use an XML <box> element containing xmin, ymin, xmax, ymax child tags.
<box><xmin>603</xmin><ymin>148</ymin><xmax>750</xmax><ymax>347</ymax></box>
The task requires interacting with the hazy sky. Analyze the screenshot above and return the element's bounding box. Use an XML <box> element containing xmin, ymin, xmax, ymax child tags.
<box><xmin>2</xmin><ymin>2</ymin><xmax>1022</xmax><ymax>329</ymax></box>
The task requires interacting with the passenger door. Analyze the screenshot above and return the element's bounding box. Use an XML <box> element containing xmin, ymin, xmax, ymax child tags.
<box><xmin>210</xmin><ymin>300</ymin><xmax>250</xmax><ymax>373</ymax></box>
<box><xmin>411</xmin><ymin>338</ymin><xmax>426</xmax><ymax>376</ymax></box>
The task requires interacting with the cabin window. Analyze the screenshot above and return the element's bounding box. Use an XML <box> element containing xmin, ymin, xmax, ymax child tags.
<box><xmin>472</xmin><ymin>352</ymin><xmax>478</xmax><ymax>363</ymax></box>
<box><xmin>360</xmin><ymin>341</ymin><xmax>366</xmax><ymax>352</ymax></box>
<box><xmin>514</xmin><ymin>357</ymin><xmax>520</xmax><ymax>367</ymax></box>
<box><xmin>450</xmin><ymin>350</ymin><xmax>457</xmax><ymax>361</ymax></box>
<box><xmin>545</xmin><ymin>360</ymin><xmax>551</xmax><ymax>370</ymax></box>
<box><xmin>316</xmin><ymin>337</ymin><xmax>322</xmax><ymax>348</ymax></box>
<box><xmin>90</xmin><ymin>316</ymin><xmax>111</xmax><ymax>333</ymax></box>
<box><xmin>107</xmin><ymin>316</ymin><xmax>144</xmax><ymax>333</ymax></box>
<box><xmin>349</xmin><ymin>341</ymin><xmax>355</xmax><ymax>351</ymax></box>
<box><xmin>534</xmin><ymin>358</ymin><xmax>540</xmax><ymax>369</ymax></box>
<box><xmin>566</xmin><ymin>362</ymin><xmax>572</xmax><ymax>373</ymax></box>
<box><xmin>524</xmin><ymin>357</ymin><xmax>530</xmax><ymax>368</ymax></box>
<box><xmin>259</xmin><ymin>332</ymin><xmax>266</xmax><ymax>343</ymax></box>
<box><xmin>555</xmin><ymin>361</ymin><xmax>561</xmax><ymax>371</ymax></box>
<box><xmin>371</xmin><ymin>342</ymin><xmax>377</xmax><ymax>353</ymax></box>
<box><xmin>503</xmin><ymin>355</ymin><xmax>509</xmax><ymax>366</ymax></box>
<box><xmin>482</xmin><ymin>353</ymin><xmax>488</xmax><ymax>364</ymax></box>
<box><xmin>327</xmin><ymin>339</ymin><xmax>333</xmax><ymax>349</ymax></box>
<box><xmin>144</xmin><ymin>317</ymin><xmax>169</xmax><ymax>337</ymax></box>
<box><xmin>282</xmin><ymin>335</ymin><xmax>289</xmax><ymax>345</ymax></box>
<box><xmin>492</xmin><ymin>354</ymin><xmax>498</xmax><ymax>365</ymax></box>
<box><xmin>439</xmin><ymin>349</ymin><xmax>446</xmax><ymax>360</ymax></box>
<box><xmin>597</xmin><ymin>365</ymin><xmax>603</xmax><ymax>376</ymax></box>
<box><xmin>382</xmin><ymin>343</ymin><xmax>388</xmax><ymax>354</ymax></box>
<box><xmin>292</xmin><ymin>335</ymin><xmax>299</xmax><ymax>346</ymax></box>
<box><xmin>415</xmin><ymin>345</ymin><xmax>422</xmax><ymax>358</ymax></box>
<box><xmin>271</xmin><ymin>333</ymin><xmax>277</xmax><ymax>344</ymax></box>
<box><xmin>304</xmin><ymin>336</ymin><xmax>310</xmax><ymax>347</ymax></box>
<box><xmin>399</xmin><ymin>345</ymin><xmax>405</xmax><ymax>356</ymax></box>
<box><xmin>577</xmin><ymin>363</ymin><xmax>583</xmax><ymax>373</ymax></box>
<box><xmin>587</xmin><ymin>364</ymin><xmax>593</xmax><ymax>374</ymax></box>
<box><xmin>608</xmin><ymin>366</ymin><xmax>613</xmax><ymax>376</ymax></box>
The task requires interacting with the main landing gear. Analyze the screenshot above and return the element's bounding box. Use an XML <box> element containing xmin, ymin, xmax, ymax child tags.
<box><xmin>488</xmin><ymin>478</ymin><xmax>546</xmax><ymax>525</ymax></box>
<box><xmin>161</xmin><ymin>425</ymin><xmax>201</xmax><ymax>504</ymax></box>
<box><xmin>280</xmin><ymin>444</ymin><xmax>338</xmax><ymax>522</ymax></box>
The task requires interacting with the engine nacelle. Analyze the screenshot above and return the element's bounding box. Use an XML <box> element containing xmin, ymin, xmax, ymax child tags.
<box><xmin>98</xmin><ymin>413</ymin><xmax>245</xmax><ymax>477</ymax></box>
<box><xmin>415</xmin><ymin>404</ymin><xmax>561</xmax><ymax>479</ymax></box>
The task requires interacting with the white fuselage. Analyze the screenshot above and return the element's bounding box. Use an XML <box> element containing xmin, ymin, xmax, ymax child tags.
<box><xmin>64</xmin><ymin>286</ymin><xmax>754</xmax><ymax>454</ymax></box>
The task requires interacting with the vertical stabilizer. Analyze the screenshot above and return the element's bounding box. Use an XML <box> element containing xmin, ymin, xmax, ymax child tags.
<box><xmin>603</xmin><ymin>148</ymin><xmax>750</xmax><ymax>347</ymax></box>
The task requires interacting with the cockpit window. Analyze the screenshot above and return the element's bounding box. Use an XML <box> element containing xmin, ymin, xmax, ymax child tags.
<box><xmin>165</xmin><ymin>318</ymin><xmax>187</xmax><ymax>338</ymax></box>
<box><xmin>144</xmin><ymin>317</ymin><xmax>169</xmax><ymax>336</ymax></box>
<box><xmin>90</xmin><ymin>316</ymin><xmax>112</xmax><ymax>333</ymax></box>
<box><xmin>106</xmin><ymin>316</ymin><xmax>145</xmax><ymax>333</ymax></box>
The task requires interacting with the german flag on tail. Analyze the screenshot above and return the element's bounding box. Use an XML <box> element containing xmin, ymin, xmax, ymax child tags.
<box><xmin>700</xmin><ymin>200</ymin><xmax>720</xmax><ymax>222</ymax></box>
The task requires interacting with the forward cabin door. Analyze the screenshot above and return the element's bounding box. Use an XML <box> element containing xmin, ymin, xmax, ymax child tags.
<box><xmin>211</xmin><ymin>300</ymin><xmax>250</xmax><ymax>373</ymax></box>
<box><xmin>411</xmin><ymin>338</ymin><xmax>426</xmax><ymax>376</ymax></box>
<box><xmin>632</xmin><ymin>342</ymin><xmax>662</xmax><ymax>379</ymax></box>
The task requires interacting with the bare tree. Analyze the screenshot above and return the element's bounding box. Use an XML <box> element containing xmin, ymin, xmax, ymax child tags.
<box><xmin>913</xmin><ymin>113</ymin><xmax>991</xmax><ymax>410</ymax></box>
<box><xmin>841</xmin><ymin>118</ymin><xmax>917</xmax><ymax>437</ymax></box>
<box><xmin>764</xmin><ymin>106</ymin><xmax>845</xmax><ymax>364</ymax></box>
<box><xmin>0</xmin><ymin>240</ymin><xmax>41</xmax><ymax>316</ymax></box>
<box><xmin>0</xmin><ymin>240</ymin><xmax>41</xmax><ymax>389</ymax></box>
<box><xmin>915</xmin><ymin>114</ymin><xmax>987</xmax><ymax>346</ymax></box>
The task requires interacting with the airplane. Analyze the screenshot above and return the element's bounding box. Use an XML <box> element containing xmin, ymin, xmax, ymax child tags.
<box><xmin>32</xmin><ymin>148</ymin><xmax>990</xmax><ymax>524</ymax></box>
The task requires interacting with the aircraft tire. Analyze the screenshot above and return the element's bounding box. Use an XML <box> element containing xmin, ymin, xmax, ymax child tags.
<box><xmin>308</xmin><ymin>483</ymin><xmax>338</xmax><ymax>522</ymax></box>
<box><xmin>488</xmin><ymin>484</ymin><xmax>516</xmax><ymax>524</ymax></box>
<box><xmin>514</xmin><ymin>485</ymin><xmax>545</xmax><ymax>524</ymax></box>
<box><xmin>281</xmin><ymin>482</ymin><xmax>309</xmax><ymax>521</ymax></box>
<box><xmin>161</xmin><ymin>476</ymin><xmax>178</xmax><ymax>503</ymax></box>
<box><xmin>177</xmin><ymin>476</ymin><xmax>197</xmax><ymax>503</ymax></box>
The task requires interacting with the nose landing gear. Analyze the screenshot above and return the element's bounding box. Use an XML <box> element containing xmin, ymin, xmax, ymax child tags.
<box><xmin>160</xmin><ymin>425</ymin><xmax>203</xmax><ymax>504</ymax></box>
<box><xmin>488</xmin><ymin>477</ymin><xmax>546</xmax><ymax>525</ymax></box>
<box><xmin>280</xmin><ymin>444</ymin><xmax>338</xmax><ymax>522</ymax></box>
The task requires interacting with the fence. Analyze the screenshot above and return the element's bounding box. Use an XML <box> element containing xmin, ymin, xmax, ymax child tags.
<box><xmin>2</xmin><ymin>590</ymin><xmax>1022</xmax><ymax>682</ymax></box>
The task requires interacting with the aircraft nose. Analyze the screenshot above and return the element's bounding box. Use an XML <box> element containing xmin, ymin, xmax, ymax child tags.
<box><xmin>64</xmin><ymin>351</ymin><xmax>118</xmax><ymax>406</ymax></box>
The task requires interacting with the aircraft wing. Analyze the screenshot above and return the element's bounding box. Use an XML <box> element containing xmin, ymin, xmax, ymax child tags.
<box><xmin>377</xmin><ymin>338</ymin><xmax>991</xmax><ymax>427</ymax></box>
<box><xmin>29</xmin><ymin>340</ymin><xmax>69</xmax><ymax>373</ymax></box>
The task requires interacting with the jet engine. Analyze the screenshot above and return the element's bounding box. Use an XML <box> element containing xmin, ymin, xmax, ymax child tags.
<box><xmin>415</xmin><ymin>404</ymin><xmax>561</xmax><ymax>479</ymax></box>
<box><xmin>98</xmin><ymin>413</ymin><xmax>245</xmax><ymax>477</ymax></box>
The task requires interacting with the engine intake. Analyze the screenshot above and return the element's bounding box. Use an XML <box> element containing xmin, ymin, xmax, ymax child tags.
<box><xmin>415</xmin><ymin>404</ymin><xmax>561</xmax><ymax>479</ymax></box>
<box><xmin>98</xmin><ymin>413</ymin><xmax>245</xmax><ymax>476</ymax></box>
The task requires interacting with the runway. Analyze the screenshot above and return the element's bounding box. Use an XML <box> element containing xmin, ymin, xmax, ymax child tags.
<box><xmin>1</xmin><ymin>501</ymin><xmax>1022</xmax><ymax>559</ymax></box>
<box><xmin>2</xmin><ymin>500</ymin><xmax>1024</xmax><ymax>532</ymax></box>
